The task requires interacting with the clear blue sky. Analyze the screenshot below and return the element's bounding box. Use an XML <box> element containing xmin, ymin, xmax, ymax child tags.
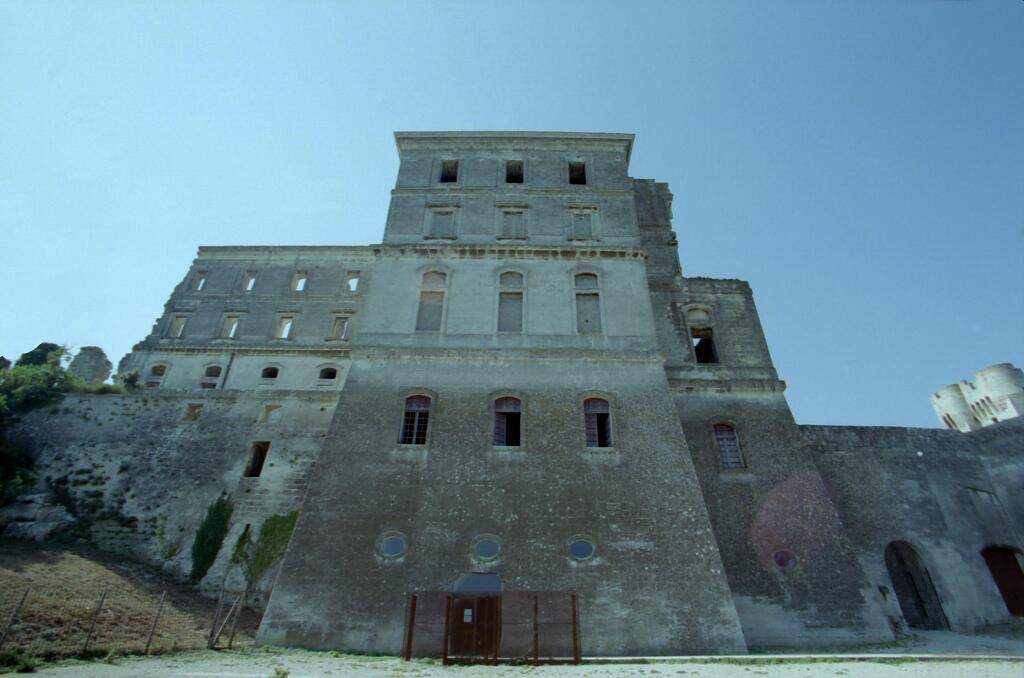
<box><xmin>1</xmin><ymin>1</ymin><xmax>1021</xmax><ymax>428</ymax></box>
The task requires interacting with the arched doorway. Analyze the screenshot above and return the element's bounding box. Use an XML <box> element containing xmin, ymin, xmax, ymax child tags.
<box><xmin>981</xmin><ymin>546</ymin><xmax>1024</xmax><ymax>616</ymax></box>
<box><xmin>884</xmin><ymin>541</ymin><xmax>948</xmax><ymax>630</ymax></box>
<box><xmin>449</xmin><ymin>573</ymin><xmax>502</xmax><ymax>661</ymax></box>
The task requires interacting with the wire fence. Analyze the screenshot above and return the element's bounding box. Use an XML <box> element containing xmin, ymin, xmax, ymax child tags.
<box><xmin>0</xmin><ymin>586</ymin><xmax>265</xmax><ymax>659</ymax></box>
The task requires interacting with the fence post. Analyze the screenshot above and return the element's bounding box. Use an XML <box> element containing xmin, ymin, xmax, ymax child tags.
<box><xmin>82</xmin><ymin>589</ymin><xmax>108</xmax><ymax>655</ymax></box>
<box><xmin>570</xmin><ymin>592</ymin><xmax>580</xmax><ymax>664</ymax></box>
<box><xmin>402</xmin><ymin>593</ymin><xmax>417</xmax><ymax>661</ymax></box>
<box><xmin>532</xmin><ymin>594</ymin><xmax>539</xmax><ymax>666</ymax></box>
<box><xmin>144</xmin><ymin>591</ymin><xmax>166</xmax><ymax>655</ymax></box>
<box><xmin>441</xmin><ymin>595</ymin><xmax>452</xmax><ymax>665</ymax></box>
<box><xmin>0</xmin><ymin>588</ymin><xmax>30</xmax><ymax>652</ymax></box>
<box><xmin>207</xmin><ymin>589</ymin><xmax>226</xmax><ymax>649</ymax></box>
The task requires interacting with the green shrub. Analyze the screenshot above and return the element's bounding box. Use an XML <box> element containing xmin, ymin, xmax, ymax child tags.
<box><xmin>231</xmin><ymin>511</ymin><xmax>299</xmax><ymax>594</ymax></box>
<box><xmin>190</xmin><ymin>494</ymin><xmax>234</xmax><ymax>583</ymax></box>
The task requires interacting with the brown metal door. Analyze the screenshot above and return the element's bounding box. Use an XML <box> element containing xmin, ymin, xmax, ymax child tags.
<box><xmin>982</xmin><ymin>547</ymin><xmax>1024</xmax><ymax>616</ymax></box>
<box><xmin>449</xmin><ymin>595</ymin><xmax>501</xmax><ymax>660</ymax></box>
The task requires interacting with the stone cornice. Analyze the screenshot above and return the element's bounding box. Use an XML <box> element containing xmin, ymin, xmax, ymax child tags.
<box><xmin>196</xmin><ymin>245</ymin><xmax>376</xmax><ymax>260</ymax></box>
<box><xmin>371</xmin><ymin>244</ymin><xmax>647</xmax><ymax>261</ymax></box>
<box><xmin>667</xmin><ymin>377</ymin><xmax>787</xmax><ymax>393</ymax></box>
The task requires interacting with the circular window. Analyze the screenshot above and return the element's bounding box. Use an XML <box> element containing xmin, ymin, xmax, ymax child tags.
<box><xmin>379</xmin><ymin>534</ymin><xmax>407</xmax><ymax>558</ymax></box>
<box><xmin>472</xmin><ymin>537</ymin><xmax>501</xmax><ymax>561</ymax></box>
<box><xmin>569</xmin><ymin>539</ymin><xmax>596</xmax><ymax>561</ymax></box>
<box><xmin>773</xmin><ymin>550</ymin><xmax>797</xmax><ymax>570</ymax></box>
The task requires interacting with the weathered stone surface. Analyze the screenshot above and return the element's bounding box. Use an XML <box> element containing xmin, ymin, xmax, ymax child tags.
<box><xmin>68</xmin><ymin>346</ymin><xmax>113</xmax><ymax>384</ymax></box>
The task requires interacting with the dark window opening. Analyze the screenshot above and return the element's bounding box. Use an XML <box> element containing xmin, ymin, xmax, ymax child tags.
<box><xmin>440</xmin><ymin>159</ymin><xmax>459</xmax><ymax>183</ymax></box>
<box><xmin>261</xmin><ymin>366</ymin><xmax>279</xmax><ymax>379</ymax></box>
<box><xmin>493</xmin><ymin>397</ymin><xmax>522</xmax><ymax>446</ymax></box>
<box><xmin>584</xmin><ymin>398</ymin><xmax>612</xmax><ymax>448</ymax></box>
<box><xmin>506</xmin><ymin>160</ymin><xmax>523</xmax><ymax>184</ymax></box>
<box><xmin>205</xmin><ymin>365</ymin><xmax>222</xmax><ymax>378</ymax></box>
<box><xmin>400</xmin><ymin>395</ymin><xmax>431</xmax><ymax>445</ymax></box>
<box><xmin>150</xmin><ymin>365</ymin><xmax>167</xmax><ymax>377</ymax></box>
<box><xmin>691</xmin><ymin>328</ymin><xmax>718</xmax><ymax>364</ymax></box>
<box><xmin>713</xmin><ymin>424</ymin><xmax>744</xmax><ymax>469</ymax></box>
<box><xmin>982</xmin><ymin>546</ymin><xmax>1024</xmax><ymax>616</ymax></box>
<box><xmin>569</xmin><ymin>161</ymin><xmax>587</xmax><ymax>185</ymax></box>
<box><xmin>244</xmin><ymin>441</ymin><xmax>270</xmax><ymax>478</ymax></box>
<box><xmin>200</xmin><ymin>382</ymin><xmax>217</xmax><ymax>389</ymax></box>
<box><xmin>319</xmin><ymin>367</ymin><xmax>338</xmax><ymax>380</ymax></box>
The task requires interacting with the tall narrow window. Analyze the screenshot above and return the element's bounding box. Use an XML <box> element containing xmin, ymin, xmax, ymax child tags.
<box><xmin>714</xmin><ymin>424</ymin><xmax>744</xmax><ymax>469</ymax></box>
<box><xmin>346</xmin><ymin>271</ymin><xmax>360</xmax><ymax>293</ymax></box>
<box><xmin>330</xmin><ymin>316</ymin><xmax>350</xmax><ymax>340</ymax></box>
<box><xmin>428</xmin><ymin>210</ymin><xmax>455</xmax><ymax>238</ymax></box>
<box><xmin>569</xmin><ymin>161</ymin><xmax>587</xmax><ymax>185</ymax></box>
<box><xmin>584</xmin><ymin>398</ymin><xmax>612</xmax><ymax>448</ymax></box>
<box><xmin>222</xmin><ymin>316</ymin><xmax>240</xmax><ymax>339</ymax></box>
<box><xmin>201</xmin><ymin>365</ymin><xmax>222</xmax><ymax>389</ymax></box>
<box><xmin>506</xmin><ymin>160</ymin><xmax>524</xmax><ymax>184</ymax></box>
<box><xmin>243</xmin><ymin>271</ymin><xmax>257</xmax><ymax>292</ymax></box>
<box><xmin>192</xmin><ymin>271</ymin><xmax>207</xmax><ymax>291</ymax></box>
<box><xmin>497</xmin><ymin>272</ymin><xmax>524</xmax><ymax>333</ymax></box>
<box><xmin>169</xmin><ymin>316</ymin><xmax>188</xmax><ymax>338</ymax></box>
<box><xmin>574</xmin><ymin>274</ymin><xmax>602</xmax><ymax>334</ymax></box>
<box><xmin>493</xmin><ymin>397</ymin><xmax>522</xmax><ymax>447</ymax></box>
<box><xmin>500</xmin><ymin>211</ymin><xmax>526</xmax><ymax>239</ymax></box>
<box><xmin>276</xmin><ymin>316</ymin><xmax>294</xmax><ymax>340</ymax></box>
<box><xmin>416</xmin><ymin>271</ymin><xmax>446</xmax><ymax>332</ymax></box>
<box><xmin>399</xmin><ymin>395</ymin><xmax>432</xmax><ymax>445</ymax></box>
<box><xmin>244</xmin><ymin>441</ymin><xmax>271</xmax><ymax>478</ymax></box>
<box><xmin>292</xmin><ymin>272</ymin><xmax>307</xmax><ymax>292</ymax></box>
<box><xmin>440</xmin><ymin>159</ymin><xmax>459</xmax><ymax>183</ymax></box>
<box><xmin>571</xmin><ymin>212</ymin><xmax>593</xmax><ymax>240</ymax></box>
<box><xmin>691</xmin><ymin>328</ymin><xmax>718</xmax><ymax>364</ymax></box>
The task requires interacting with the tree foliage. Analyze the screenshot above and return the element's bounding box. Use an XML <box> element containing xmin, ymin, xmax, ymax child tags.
<box><xmin>231</xmin><ymin>511</ymin><xmax>299</xmax><ymax>594</ymax></box>
<box><xmin>190</xmin><ymin>494</ymin><xmax>234</xmax><ymax>583</ymax></box>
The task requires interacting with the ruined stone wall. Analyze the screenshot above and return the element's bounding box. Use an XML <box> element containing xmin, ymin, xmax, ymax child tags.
<box><xmin>4</xmin><ymin>390</ymin><xmax>339</xmax><ymax>593</ymax></box>
<box><xmin>803</xmin><ymin>424</ymin><xmax>1024</xmax><ymax>632</ymax></box>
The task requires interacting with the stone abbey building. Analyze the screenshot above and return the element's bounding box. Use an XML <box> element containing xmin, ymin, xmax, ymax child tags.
<box><xmin>5</xmin><ymin>132</ymin><xmax>1024</xmax><ymax>655</ymax></box>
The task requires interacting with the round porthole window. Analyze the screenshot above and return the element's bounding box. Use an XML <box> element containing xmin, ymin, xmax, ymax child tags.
<box><xmin>773</xmin><ymin>550</ymin><xmax>796</xmax><ymax>570</ymax></box>
<box><xmin>569</xmin><ymin>539</ymin><xmax>596</xmax><ymax>561</ymax></box>
<box><xmin>379</xmin><ymin>534</ymin><xmax>407</xmax><ymax>558</ymax></box>
<box><xmin>472</xmin><ymin>536</ymin><xmax>501</xmax><ymax>561</ymax></box>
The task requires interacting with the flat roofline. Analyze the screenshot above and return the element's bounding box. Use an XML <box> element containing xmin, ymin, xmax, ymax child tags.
<box><xmin>394</xmin><ymin>131</ymin><xmax>635</xmax><ymax>165</ymax></box>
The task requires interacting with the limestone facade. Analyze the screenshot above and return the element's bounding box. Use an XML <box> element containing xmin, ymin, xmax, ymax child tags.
<box><xmin>4</xmin><ymin>132</ymin><xmax>1023</xmax><ymax>654</ymax></box>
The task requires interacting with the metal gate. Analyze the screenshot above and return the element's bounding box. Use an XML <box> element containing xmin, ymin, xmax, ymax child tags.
<box><xmin>402</xmin><ymin>590</ymin><xmax>580</xmax><ymax>664</ymax></box>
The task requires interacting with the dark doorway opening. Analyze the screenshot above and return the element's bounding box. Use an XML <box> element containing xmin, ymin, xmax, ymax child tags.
<box><xmin>448</xmin><ymin>573</ymin><xmax>501</xmax><ymax>662</ymax></box>
<box><xmin>982</xmin><ymin>546</ymin><xmax>1024</xmax><ymax>616</ymax></box>
<box><xmin>884</xmin><ymin>541</ymin><xmax>949</xmax><ymax>630</ymax></box>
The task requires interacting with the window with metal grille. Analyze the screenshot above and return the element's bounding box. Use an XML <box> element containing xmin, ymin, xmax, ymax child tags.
<box><xmin>569</xmin><ymin>161</ymin><xmax>587</xmax><ymax>185</ymax></box>
<box><xmin>506</xmin><ymin>160</ymin><xmax>524</xmax><ymax>184</ymax></box>
<box><xmin>584</xmin><ymin>398</ymin><xmax>612</xmax><ymax>448</ymax></box>
<box><xmin>713</xmin><ymin>424</ymin><xmax>744</xmax><ymax>469</ymax></box>
<box><xmin>440</xmin><ymin>159</ymin><xmax>459</xmax><ymax>183</ymax></box>
<box><xmin>400</xmin><ymin>395</ymin><xmax>432</xmax><ymax>445</ymax></box>
<box><xmin>493</xmin><ymin>397</ymin><xmax>522</xmax><ymax>447</ymax></box>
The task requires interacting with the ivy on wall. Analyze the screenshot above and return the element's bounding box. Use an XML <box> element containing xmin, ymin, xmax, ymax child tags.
<box><xmin>190</xmin><ymin>494</ymin><xmax>234</xmax><ymax>583</ymax></box>
<box><xmin>230</xmin><ymin>511</ymin><xmax>299</xmax><ymax>594</ymax></box>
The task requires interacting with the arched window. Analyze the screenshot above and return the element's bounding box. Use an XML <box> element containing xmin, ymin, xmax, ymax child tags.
<box><xmin>319</xmin><ymin>367</ymin><xmax>338</xmax><ymax>380</ymax></box>
<box><xmin>261</xmin><ymin>366</ymin><xmax>280</xmax><ymax>380</ymax></box>
<box><xmin>713</xmin><ymin>424</ymin><xmax>744</xmax><ymax>469</ymax></box>
<box><xmin>399</xmin><ymin>395</ymin><xmax>432</xmax><ymax>445</ymax></box>
<box><xmin>584</xmin><ymin>398</ymin><xmax>612</xmax><ymax>448</ymax></box>
<box><xmin>205</xmin><ymin>365</ymin><xmax>222</xmax><ymax>378</ymax></box>
<box><xmin>149</xmin><ymin>365</ymin><xmax>167</xmax><ymax>377</ymax></box>
<box><xmin>574</xmin><ymin>274</ymin><xmax>601</xmax><ymax>334</ymax></box>
<box><xmin>493</xmin><ymin>397</ymin><xmax>522</xmax><ymax>447</ymax></box>
<box><xmin>416</xmin><ymin>272</ymin><xmax>447</xmax><ymax>332</ymax></box>
<box><xmin>200</xmin><ymin>364</ymin><xmax>222</xmax><ymax>390</ymax></box>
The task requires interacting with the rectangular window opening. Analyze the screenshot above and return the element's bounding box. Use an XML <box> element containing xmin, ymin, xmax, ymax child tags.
<box><xmin>400</xmin><ymin>411</ymin><xmax>429</xmax><ymax>445</ymax></box>
<box><xmin>243</xmin><ymin>271</ymin><xmax>257</xmax><ymax>292</ymax></box>
<box><xmin>440</xmin><ymin>159</ymin><xmax>459</xmax><ymax>183</ymax></box>
<box><xmin>585</xmin><ymin>413</ymin><xmax>612</xmax><ymax>448</ymax></box>
<box><xmin>493</xmin><ymin>412</ymin><xmax>522</xmax><ymax>447</ymax></box>
<box><xmin>498</xmin><ymin>292</ymin><xmax>523</xmax><ymax>333</ymax></box>
<box><xmin>692</xmin><ymin>328</ymin><xmax>718</xmax><ymax>364</ymax></box>
<box><xmin>169</xmin><ymin>316</ymin><xmax>188</xmax><ymax>338</ymax></box>
<box><xmin>244</xmin><ymin>441</ymin><xmax>270</xmax><ymax>478</ymax></box>
<box><xmin>192</xmin><ymin>272</ymin><xmax>207</xmax><ymax>291</ymax></box>
<box><xmin>506</xmin><ymin>160</ymin><xmax>524</xmax><ymax>184</ymax></box>
<box><xmin>292</xmin><ymin>272</ymin><xmax>307</xmax><ymax>292</ymax></box>
<box><xmin>429</xmin><ymin>210</ymin><xmax>455</xmax><ymax>238</ymax></box>
<box><xmin>500</xmin><ymin>211</ymin><xmax>526</xmax><ymax>239</ymax></box>
<box><xmin>223</xmin><ymin>316</ymin><xmax>240</xmax><ymax>339</ymax></box>
<box><xmin>346</xmin><ymin>271</ymin><xmax>360</xmax><ymax>293</ymax></box>
<box><xmin>571</xmin><ymin>212</ymin><xmax>593</xmax><ymax>240</ymax></box>
<box><xmin>276</xmin><ymin>317</ymin><xmax>294</xmax><ymax>340</ymax></box>
<box><xmin>415</xmin><ymin>291</ymin><xmax>444</xmax><ymax>332</ymax></box>
<box><xmin>184</xmin><ymin>404</ymin><xmax>203</xmax><ymax>421</ymax></box>
<box><xmin>569</xmin><ymin>161</ymin><xmax>587</xmax><ymax>185</ymax></box>
<box><xmin>331</xmin><ymin>316</ymin><xmax>350</xmax><ymax>340</ymax></box>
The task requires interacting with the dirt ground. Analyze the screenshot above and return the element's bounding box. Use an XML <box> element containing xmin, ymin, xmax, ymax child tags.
<box><xmin>28</xmin><ymin>649</ymin><xmax>1024</xmax><ymax>678</ymax></box>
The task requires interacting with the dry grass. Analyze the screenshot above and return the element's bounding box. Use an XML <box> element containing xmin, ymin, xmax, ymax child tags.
<box><xmin>0</xmin><ymin>540</ymin><xmax>257</xmax><ymax>660</ymax></box>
